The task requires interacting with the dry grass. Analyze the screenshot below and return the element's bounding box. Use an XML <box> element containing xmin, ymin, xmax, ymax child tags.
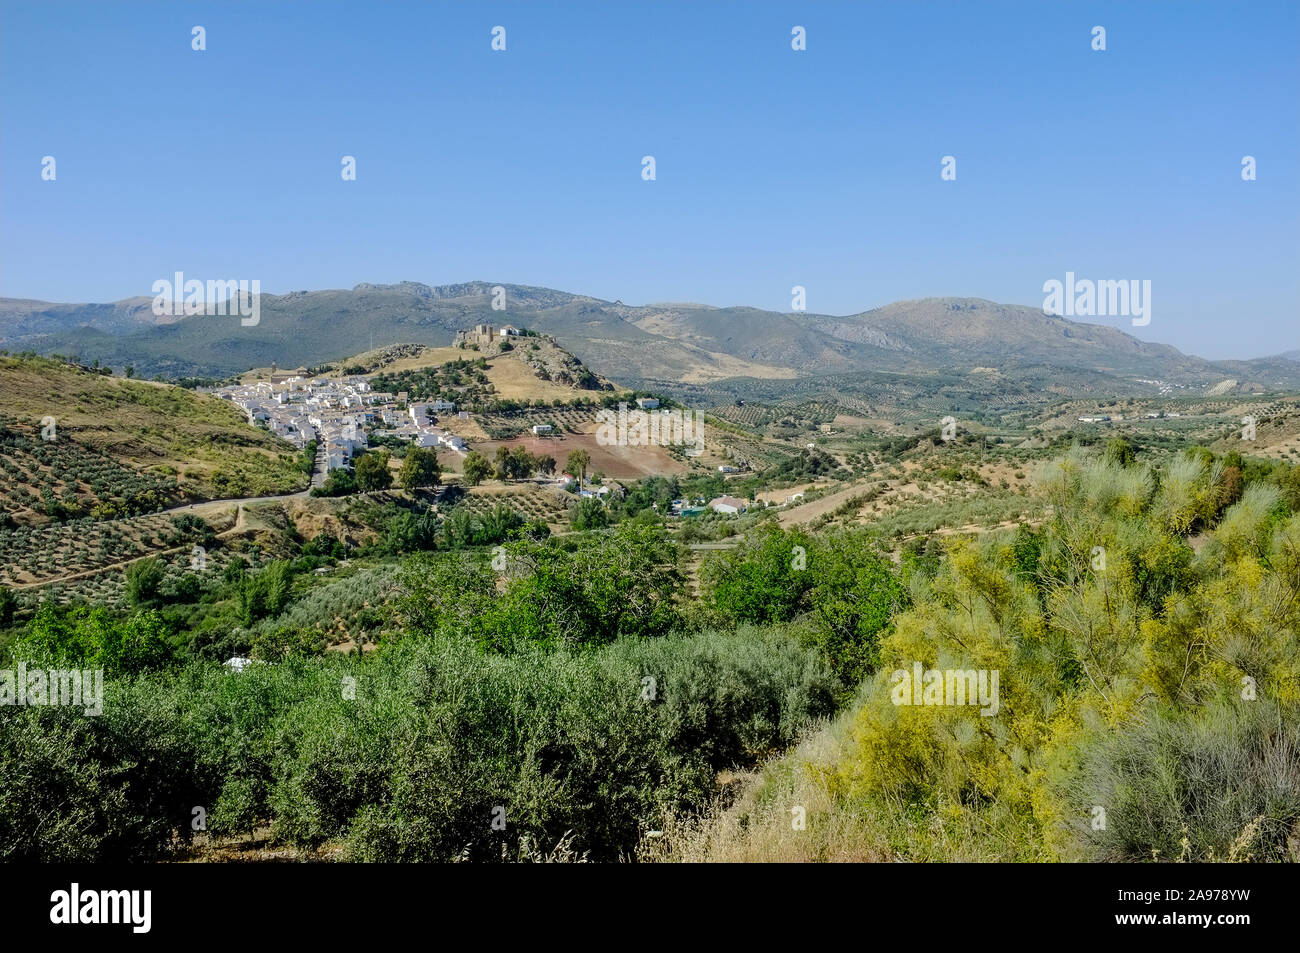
<box><xmin>0</xmin><ymin>356</ymin><xmax>304</xmax><ymax>500</ymax></box>
<box><xmin>640</xmin><ymin>707</ymin><xmax>892</xmax><ymax>863</ymax></box>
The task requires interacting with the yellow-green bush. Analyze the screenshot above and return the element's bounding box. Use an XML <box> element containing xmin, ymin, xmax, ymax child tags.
<box><xmin>821</xmin><ymin>451</ymin><xmax>1300</xmax><ymax>861</ymax></box>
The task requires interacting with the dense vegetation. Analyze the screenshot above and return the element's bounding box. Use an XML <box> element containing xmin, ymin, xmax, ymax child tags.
<box><xmin>3</xmin><ymin>438</ymin><xmax>1298</xmax><ymax>863</ymax></box>
<box><xmin>650</xmin><ymin>447</ymin><xmax>1300</xmax><ymax>862</ymax></box>
<box><xmin>0</xmin><ymin>521</ymin><xmax>839</xmax><ymax>861</ymax></box>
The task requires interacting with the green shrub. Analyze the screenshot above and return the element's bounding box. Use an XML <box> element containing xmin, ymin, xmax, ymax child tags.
<box><xmin>1063</xmin><ymin>700</ymin><xmax>1300</xmax><ymax>862</ymax></box>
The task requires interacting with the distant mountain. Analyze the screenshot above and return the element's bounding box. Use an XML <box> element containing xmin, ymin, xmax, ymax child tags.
<box><xmin>2</xmin><ymin>282</ymin><xmax>1297</xmax><ymax>394</ymax></box>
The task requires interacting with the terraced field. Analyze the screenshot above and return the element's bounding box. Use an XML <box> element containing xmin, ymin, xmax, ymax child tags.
<box><xmin>0</xmin><ymin>416</ymin><xmax>182</xmax><ymax>520</ymax></box>
<box><xmin>0</xmin><ymin>509</ymin><xmax>234</xmax><ymax>587</ymax></box>
<box><xmin>453</xmin><ymin>484</ymin><xmax>574</xmax><ymax>524</ymax></box>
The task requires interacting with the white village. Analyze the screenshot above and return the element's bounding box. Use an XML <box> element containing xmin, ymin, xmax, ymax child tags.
<box><xmin>212</xmin><ymin>371</ymin><xmax>466</xmax><ymax>475</ymax></box>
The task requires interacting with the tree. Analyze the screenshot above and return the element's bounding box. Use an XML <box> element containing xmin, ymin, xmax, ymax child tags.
<box><xmin>567</xmin><ymin>449</ymin><xmax>591</xmax><ymax>486</ymax></box>
<box><xmin>315</xmin><ymin>467</ymin><xmax>357</xmax><ymax>497</ymax></box>
<box><xmin>125</xmin><ymin>557</ymin><xmax>165</xmax><ymax>608</ymax></box>
<box><xmin>12</xmin><ymin>604</ymin><xmax>171</xmax><ymax>674</ymax></box>
<box><xmin>0</xmin><ymin>585</ymin><xmax>15</xmax><ymax>627</ymax></box>
<box><xmin>442</xmin><ymin>506</ymin><xmax>479</xmax><ymax>548</ymax></box>
<box><xmin>480</xmin><ymin>502</ymin><xmax>523</xmax><ymax>543</ymax></box>
<box><xmin>399</xmin><ymin>446</ymin><xmax>441</xmax><ymax>491</ymax></box>
<box><xmin>494</xmin><ymin>446</ymin><xmax>514</xmax><ymax>481</ymax></box>
<box><xmin>223</xmin><ymin>555</ymin><xmax>249</xmax><ymax>585</ymax></box>
<box><xmin>699</xmin><ymin>524</ymin><xmax>812</xmax><ymax>626</ymax></box>
<box><xmin>355</xmin><ymin>451</ymin><xmax>393</xmax><ymax>491</ymax></box>
<box><xmin>463</xmin><ymin>451</ymin><xmax>493</xmax><ymax>486</ymax></box>
<box><xmin>399</xmin><ymin>552</ymin><xmax>499</xmax><ymax>643</ymax></box>
<box><xmin>493</xmin><ymin>522</ymin><xmax>685</xmax><ymax>648</ymax></box>
<box><xmin>570</xmin><ymin>497</ymin><xmax>608</xmax><ymax>531</ymax></box>
<box><xmin>238</xmin><ymin>560</ymin><xmax>295</xmax><ymax>626</ymax></box>
<box><xmin>806</xmin><ymin>531</ymin><xmax>908</xmax><ymax>684</ymax></box>
<box><xmin>1105</xmin><ymin>437</ymin><xmax>1136</xmax><ymax>468</ymax></box>
<box><xmin>383</xmin><ymin>510</ymin><xmax>440</xmax><ymax>554</ymax></box>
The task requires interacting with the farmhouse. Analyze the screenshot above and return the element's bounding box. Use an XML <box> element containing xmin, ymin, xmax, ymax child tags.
<box><xmin>709</xmin><ymin>495</ymin><xmax>749</xmax><ymax>515</ymax></box>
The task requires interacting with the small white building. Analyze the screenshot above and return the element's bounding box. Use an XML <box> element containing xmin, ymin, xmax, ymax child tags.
<box><xmin>636</xmin><ymin>397</ymin><xmax>660</xmax><ymax>410</ymax></box>
<box><xmin>709</xmin><ymin>495</ymin><xmax>749</xmax><ymax>515</ymax></box>
<box><xmin>531</xmin><ymin>424</ymin><xmax>553</xmax><ymax>435</ymax></box>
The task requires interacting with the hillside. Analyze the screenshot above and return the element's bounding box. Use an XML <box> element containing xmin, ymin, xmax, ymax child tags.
<box><xmin>0</xmin><ymin>355</ymin><xmax>309</xmax><ymax>519</ymax></box>
<box><xmin>5</xmin><ymin>284</ymin><xmax>1296</xmax><ymax>396</ymax></box>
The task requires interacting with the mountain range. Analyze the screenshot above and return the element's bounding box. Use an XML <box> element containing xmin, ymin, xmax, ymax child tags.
<box><xmin>2</xmin><ymin>282</ymin><xmax>1297</xmax><ymax>396</ymax></box>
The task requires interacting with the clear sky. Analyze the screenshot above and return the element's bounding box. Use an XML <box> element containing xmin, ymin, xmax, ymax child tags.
<box><xmin>1</xmin><ymin>1</ymin><xmax>1296</xmax><ymax>359</ymax></box>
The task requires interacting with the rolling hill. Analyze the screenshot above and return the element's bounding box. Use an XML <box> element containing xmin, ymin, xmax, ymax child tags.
<box><xmin>3</xmin><ymin>283</ymin><xmax>1297</xmax><ymax>397</ymax></box>
<box><xmin>0</xmin><ymin>354</ymin><xmax>309</xmax><ymax>516</ymax></box>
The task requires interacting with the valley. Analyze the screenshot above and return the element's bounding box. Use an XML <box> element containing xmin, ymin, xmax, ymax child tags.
<box><xmin>3</xmin><ymin>296</ymin><xmax>1299</xmax><ymax>867</ymax></box>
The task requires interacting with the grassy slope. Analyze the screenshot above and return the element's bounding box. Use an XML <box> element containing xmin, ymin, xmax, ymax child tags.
<box><xmin>0</xmin><ymin>355</ymin><xmax>307</xmax><ymax>500</ymax></box>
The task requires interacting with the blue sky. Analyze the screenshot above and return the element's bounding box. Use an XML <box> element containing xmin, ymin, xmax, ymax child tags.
<box><xmin>1</xmin><ymin>1</ymin><xmax>1296</xmax><ymax>359</ymax></box>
